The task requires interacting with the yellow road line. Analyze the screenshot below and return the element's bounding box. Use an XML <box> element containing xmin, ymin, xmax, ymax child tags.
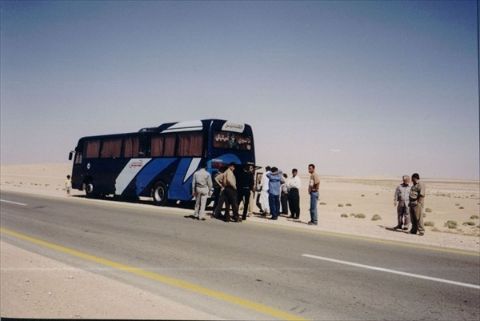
<box><xmin>0</xmin><ymin>227</ymin><xmax>306</xmax><ymax>321</ymax></box>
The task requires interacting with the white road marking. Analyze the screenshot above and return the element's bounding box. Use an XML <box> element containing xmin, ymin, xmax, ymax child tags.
<box><xmin>0</xmin><ymin>199</ymin><xmax>27</xmax><ymax>206</ymax></box>
<box><xmin>302</xmin><ymin>253</ymin><xmax>480</xmax><ymax>290</ymax></box>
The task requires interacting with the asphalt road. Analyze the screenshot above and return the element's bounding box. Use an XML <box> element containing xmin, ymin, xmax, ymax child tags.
<box><xmin>1</xmin><ymin>190</ymin><xmax>479</xmax><ymax>320</ymax></box>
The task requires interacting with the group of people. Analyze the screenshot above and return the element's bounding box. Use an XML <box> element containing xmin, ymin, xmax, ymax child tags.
<box><xmin>191</xmin><ymin>162</ymin><xmax>321</xmax><ymax>225</ymax></box>
<box><xmin>393</xmin><ymin>173</ymin><xmax>426</xmax><ymax>235</ymax></box>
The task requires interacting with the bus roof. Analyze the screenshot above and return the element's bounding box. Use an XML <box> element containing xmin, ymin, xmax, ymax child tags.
<box><xmin>79</xmin><ymin>119</ymin><xmax>252</xmax><ymax>141</ymax></box>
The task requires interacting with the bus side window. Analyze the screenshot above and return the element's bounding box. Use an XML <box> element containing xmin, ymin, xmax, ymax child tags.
<box><xmin>177</xmin><ymin>132</ymin><xmax>203</xmax><ymax>157</ymax></box>
<box><xmin>163</xmin><ymin>134</ymin><xmax>176</xmax><ymax>157</ymax></box>
<box><xmin>139</xmin><ymin>135</ymin><xmax>149</xmax><ymax>157</ymax></box>
<box><xmin>85</xmin><ymin>140</ymin><xmax>100</xmax><ymax>158</ymax></box>
<box><xmin>151</xmin><ymin>136</ymin><xmax>164</xmax><ymax>157</ymax></box>
<box><xmin>100</xmin><ymin>138</ymin><xmax>122</xmax><ymax>158</ymax></box>
<box><xmin>124</xmin><ymin>136</ymin><xmax>140</xmax><ymax>158</ymax></box>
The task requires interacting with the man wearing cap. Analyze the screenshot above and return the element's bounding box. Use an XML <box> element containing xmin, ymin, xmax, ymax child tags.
<box><xmin>409</xmin><ymin>173</ymin><xmax>426</xmax><ymax>235</ymax></box>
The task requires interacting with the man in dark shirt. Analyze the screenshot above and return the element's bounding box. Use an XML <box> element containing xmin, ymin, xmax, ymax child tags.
<box><xmin>237</xmin><ymin>164</ymin><xmax>255</xmax><ymax>221</ymax></box>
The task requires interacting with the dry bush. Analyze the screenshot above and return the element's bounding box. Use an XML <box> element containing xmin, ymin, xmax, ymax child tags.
<box><xmin>444</xmin><ymin>220</ymin><xmax>458</xmax><ymax>229</ymax></box>
<box><xmin>462</xmin><ymin>221</ymin><xmax>475</xmax><ymax>226</ymax></box>
<box><xmin>371</xmin><ymin>214</ymin><xmax>382</xmax><ymax>221</ymax></box>
<box><xmin>425</xmin><ymin>208</ymin><xmax>432</xmax><ymax>213</ymax></box>
<box><xmin>424</xmin><ymin>221</ymin><xmax>435</xmax><ymax>227</ymax></box>
<box><xmin>338</xmin><ymin>204</ymin><xmax>344</xmax><ymax>207</ymax></box>
<box><xmin>355</xmin><ymin>213</ymin><xmax>366</xmax><ymax>219</ymax></box>
<box><xmin>345</xmin><ymin>203</ymin><xmax>352</xmax><ymax>207</ymax></box>
<box><xmin>470</xmin><ymin>215</ymin><xmax>479</xmax><ymax>219</ymax></box>
<box><xmin>340</xmin><ymin>213</ymin><xmax>348</xmax><ymax>218</ymax></box>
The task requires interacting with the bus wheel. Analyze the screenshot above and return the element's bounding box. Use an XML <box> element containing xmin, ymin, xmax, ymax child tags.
<box><xmin>152</xmin><ymin>182</ymin><xmax>168</xmax><ymax>206</ymax></box>
<box><xmin>83</xmin><ymin>182</ymin><xmax>95</xmax><ymax>198</ymax></box>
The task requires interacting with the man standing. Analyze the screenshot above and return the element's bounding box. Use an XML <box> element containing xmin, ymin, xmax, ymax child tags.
<box><xmin>393</xmin><ymin>175</ymin><xmax>411</xmax><ymax>230</ymax></box>
<box><xmin>258</xmin><ymin>166</ymin><xmax>271</xmax><ymax>215</ymax></box>
<box><xmin>409</xmin><ymin>173</ymin><xmax>426</xmax><ymax>235</ymax></box>
<box><xmin>223</xmin><ymin>163</ymin><xmax>240</xmax><ymax>222</ymax></box>
<box><xmin>237</xmin><ymin>164</ymin><xmax>255</xmax><ymax>221</ymax></box>
<box><xmin>287</xmin><ymin>168</ymin><xmax>301</xmax><ymax>219</ymax></box>
<box><xmin>280</xmin><ymin>173</ymin><xmax>289</xmax><ymax>215</ymax></box>
<box><xmin>267</xmin><ymin>167</ymin><xmax>284</xmax><ymax>220</ymax></box>
<box><xmin>192</xmin><ymin>165</ymin><xmax>213</xmax><ymax>221</ymax></box>
<box><xmin>307</xmin><ymin>164</ymin><xmax>320</xmax><ymax>225</ymax></box>
<box><xmin>213</xmin><ymin>168</ymin><xmax>228</xmax><ymax>219</ymax></box>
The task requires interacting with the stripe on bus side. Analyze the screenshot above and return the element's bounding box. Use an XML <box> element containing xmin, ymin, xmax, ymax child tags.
<box><xmin>114</xmin><ymin>158</ymin><xmax>152</xmax><ymax>195</ymax></box>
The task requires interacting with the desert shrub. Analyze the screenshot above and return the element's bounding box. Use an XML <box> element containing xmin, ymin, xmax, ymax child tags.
<box><xmin>425</xmin><ymin>208</ymin><xmax>432</xmax><ymax>213</ymax></box>
<box><xmin>349</xmin><ymin>213</ymin><xmax>356</xmax><ymax>217</ymax></box>
<box><xmin>422</xmin><ymin>213</ymin><xmax>427</xmax><ymax>218</ymax></box>
<box><xmin>371</xmin><ymin>214</ymin><xmax>382</xmax><ymax>221</ymax></box>
<box><xmin>455</xmin><ymin>203</ymin><xmax>460</xmax><ymax>206</ymax></box>
<box><xmin>345</xmin><ymin>203</ymin><xmax>352</xmax><ymax>207</ymax></box>
<box><xmin>462</xmin><ymin>221</ymin><xmax>475</xmax><ymax>226</ymax></box>
<box><xmin>361</xmin><ymin>194</ymin><xmax>365</xmax><ymax>197</ymax></box>
<box><xmin>319</xmin><ymin>202</ymin><xmax>327</xmax><ymax>205</ymax></box>
<box><xmin>338</xmin><ymin>204</ymin><xmax>344</xmax><ymax>207</ymax></box>
<box><xmin>355</xmin><ymin>213</ymin><xmax>366</xmax><ymax>219</ymax></box>
<box><xmin>459</xmin><ymin>206</ymin><xmax>464</xmax><ymax>210</ymax></box>
<box><xmin>424</xmin><ymin>221</ymin><xmax>435</xmax><ymax>227</ymax></box>
<box><xmin>431</xmin><ymin>227</ymin><xmax>440</xmax><ymax>232</ymax></box>
<box><xmin>340</xmin><ymin>213</ymin><xmax>348</xmax><ymax>218</ymax></box>
<box><xmin>470</xmin><ymin>215</ymin><xmax>479</xmax><ymax>219</ymax></box>
<box><xmin>444</xmin><ymin>220</ymin><xmax>458</xmax><ymax>229</ymax></box>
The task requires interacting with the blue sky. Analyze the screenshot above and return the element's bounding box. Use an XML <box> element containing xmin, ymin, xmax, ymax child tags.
<box><xmin>1</xmin><ymin>0</ymin><xmax>478</xmax><ymax>179</ymax></box>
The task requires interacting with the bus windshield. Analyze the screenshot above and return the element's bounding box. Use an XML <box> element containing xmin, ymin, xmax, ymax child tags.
<box><xmin>213</xmin><ymin>131</ymin><xmax>253</xmax><ymax>151</ymax></box>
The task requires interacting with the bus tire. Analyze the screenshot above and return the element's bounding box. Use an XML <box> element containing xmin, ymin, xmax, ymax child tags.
<box><xmin>83</xmin><ymin>182</ymin><xmax>95</xmax><ymax>198</ymax></box>
<box><xmin>152</xmin><ymin>181</ymin><xmax>168</xmax><ymax>206</ymax></box>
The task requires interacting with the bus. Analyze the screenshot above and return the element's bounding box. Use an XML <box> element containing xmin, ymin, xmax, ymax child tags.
<box><xmin>69</xmin><ymin>119</ymin><xmax>255</xmax><ymax>205</ymax></box>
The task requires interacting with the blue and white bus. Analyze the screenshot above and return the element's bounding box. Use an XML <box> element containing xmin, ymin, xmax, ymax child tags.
<box><xmin>69</xmin><ymin>119</ymin><xmax>255</xmax><ymax>205</ymax></box>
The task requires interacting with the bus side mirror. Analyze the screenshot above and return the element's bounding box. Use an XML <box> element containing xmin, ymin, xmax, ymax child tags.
<box><xmin>68</xmin><ymin>151</ymin><xmax>73</xmax><ymax>160</ymax></box>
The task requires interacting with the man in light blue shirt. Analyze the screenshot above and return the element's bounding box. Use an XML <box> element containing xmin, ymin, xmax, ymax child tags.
<box><xmin>267</xmin><ymin>167</ymin><xmax>284</xmax><ymax>220</ymax></box>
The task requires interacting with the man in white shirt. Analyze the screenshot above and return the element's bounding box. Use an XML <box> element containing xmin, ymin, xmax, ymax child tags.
<box><xmin>258</xmin><ymin>166</ymin><xmax>271</xmax><ymax>215</ymax></box>
<box><xmin>287</xmin><ymin>168</ymin><xmax>301</xmax><ymax>219</ymax></box>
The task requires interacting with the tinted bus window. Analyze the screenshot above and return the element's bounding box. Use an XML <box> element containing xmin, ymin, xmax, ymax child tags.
<box><xmin>178</xmin><ymin>132</ymin><xmax>203</xmax><ymax>157</ymax></box>
<box><xmin>213</xmin><ymin>131</ymin><xmax>253</xmax><ymax>151</ymax></box>
<box><xmin>151</xmin><ymin>136</ymin><xmax>164</xmax><ymax>157</ymax></box>
<box><xmin>124</xmin><ymin>136</ymin><xmax>140</xmax><ymax>158</ymax></box>
<box><xmin>151</xmin><ymin>134</ymin><xmax>176</xmax><ymax>157</ymax></box>
<box><xmin>163</xmin><ymin>134</ymin><xmax>176</xmax><ymax>157</ymax></box>
<box><xmin>100</xmin><ymin>138</ymin><xmax>122</xmax><ymax>158</ymax></box>
<box><xmin>85</xmin><ymin>140</ymin><xmax>100</xmax><ymax>158</ymax></box>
